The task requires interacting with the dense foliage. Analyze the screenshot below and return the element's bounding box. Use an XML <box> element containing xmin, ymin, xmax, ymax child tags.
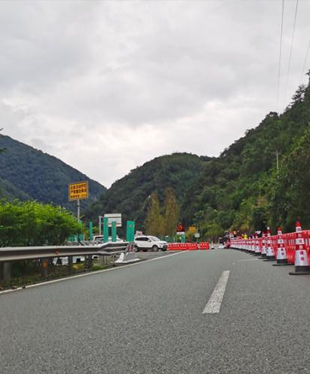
<box><xmin>182</xmin><ymin>78</ymin><xmax>310</xmax><ymax>236</ymax></box>
<box><xmin>145</xmin><ymin>187</ymin><xmax>179</xmax><ymax>237</ymax></box>
<box><xmin>0</xmin><ymin>135</ymin><xmax>106</xmax><ymax>211</ymax></box>
<box><xmin>88</xmin><ymin>77</ymin><xmax>310</xmax><ymax>239</ymax></box>
<box><xmin>86</xmin><ymin>153</ymin><xmax>208</xmax><ymax>231</ymax></box>
<box><xmin>0</xmin><ymin>201</ymin><xmax>81</xmax><ymax>247</ymax></box>
<box><xmin>4</xmin><ymin>79</ymin><xmax>310</xmax><ymax>241</ymax></box>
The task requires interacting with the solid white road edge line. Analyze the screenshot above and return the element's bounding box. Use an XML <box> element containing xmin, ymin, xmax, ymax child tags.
<box><xmin>203</xmin><ymin>270</ymin><xmax>230</xmax><ymax>314</ymax></box>
<box><xmin>0</xmin><ymin>251</ymin><xmax>189</xmax><ymax>295</ymax></box>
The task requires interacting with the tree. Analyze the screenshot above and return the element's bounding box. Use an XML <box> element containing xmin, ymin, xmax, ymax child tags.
<box><xmin>0</xmin><ymin>129</ymin><xmax>6</xmax><ymax>153</ymax></box>
<box><xmin>145</xmin><ymin>193</ymin><xmax>163</xmax><ymax>237</ymax></box>
<box><xmin>0</xmin><ymin>200</ymin><xmax>81</xmax><ymax>247</ymax></box>
<box><xmin>201</xmin><ymin>222</ymin><xmax>223</xmax><ymax>242</ymax></box>
<box><xmin>163</xmin><ymin>187</ymin><xmax>179</xmax><ymax>237</ymax></box>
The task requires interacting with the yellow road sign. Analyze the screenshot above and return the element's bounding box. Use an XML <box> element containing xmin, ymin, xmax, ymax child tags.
<box><xmin>188</xmin><ymin>226</ymin><xmax>197</xmax><ymax>234</ymax></box>
<box><xmin>69</xmin><ymin>181</ymin><xmax>89</xmax><ymax>201</ymax></box>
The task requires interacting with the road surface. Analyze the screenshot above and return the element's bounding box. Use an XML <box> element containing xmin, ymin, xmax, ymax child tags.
<box><xmin>1</xmin><ymin>249</ymin><xmax>310</xmax><ymax>373</ymax></box>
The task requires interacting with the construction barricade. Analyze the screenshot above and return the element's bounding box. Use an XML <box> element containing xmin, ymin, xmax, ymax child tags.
<box><xmin>168</xmin><ymin>242</ymin><xmax>210</xmax><ymax>251</ymax></box>
<box><xmin>230</xmin><ymin>228</ymin><xmax>310</xmax><ymax>271</ymax></box>
<box><xmin>199</xmin><ymin>242</ymin><xmax>210</xmax><ymax>250</ymax></box>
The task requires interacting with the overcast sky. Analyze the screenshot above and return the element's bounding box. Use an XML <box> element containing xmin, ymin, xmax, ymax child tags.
<box><xmin>1</xmin><ymin>0</ymin><xmax>310</xmax><ymax>187</ymax></box>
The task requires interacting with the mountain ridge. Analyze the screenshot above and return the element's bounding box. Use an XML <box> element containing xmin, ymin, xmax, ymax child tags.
<box><xmin>86</xmin><ymin>152</ymin><xmax>210</xmax><ymax>229</ymax></box>
<box><xmin>0</xmin><ymin>134</ymin><xmax>106</xmax><ymax>211</ymax></box>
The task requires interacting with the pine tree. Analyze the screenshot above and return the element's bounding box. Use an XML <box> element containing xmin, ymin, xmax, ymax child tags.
<box><xmin>0</xmin><ymin>129</ymin><xmax>5</xmax><ymax>153</ymax></box>
<box><xmin>145</xmin><ymin>193</ymin><xmax>163</xmax><ymax>237</ymax></box>
<box><xmin>163</xmin><ymin>187</ymin><xmax>179</xmax><ymax>237</ymax></box>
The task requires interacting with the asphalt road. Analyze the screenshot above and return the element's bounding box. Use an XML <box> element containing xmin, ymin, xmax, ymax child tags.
<box><xmin>2</xmin><ymin>249</ymin><xmax>310</xmax><ymax>373</ymax></box>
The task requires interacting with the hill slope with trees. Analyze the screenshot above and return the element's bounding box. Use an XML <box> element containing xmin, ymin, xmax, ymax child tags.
<box><xmin>0</xmin><ymin>135</ymin><xmax>106</xmax><ymax>211</ymax></box>
<box><xmin>181</xmin><ymin>78</ymin><xmax>310</xmax><ymax>237</ymax></box>
<box><xmin>4</xmin><ymin>76</ymin><xmax>310</xmax><ymax>240</ymax></box>
<box><xmin>88</xmin><ymin>77</ymin><xmax>310</xmax><ymax>239</ymax></box>
<box><xmin>86</xmin><ymin>153</ymin><xmax>209</xmax><ymax>230</ymax></box>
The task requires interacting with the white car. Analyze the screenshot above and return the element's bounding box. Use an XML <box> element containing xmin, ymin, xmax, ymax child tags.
<box><xmin>93</xmin><ymin>235</ymin><xmax>124</xmax><ymax>243</ymax></box>
<box><xmin>134</xmin><ymin>235</ymin><xmax>168</xmax><ymax>252</ymax></box>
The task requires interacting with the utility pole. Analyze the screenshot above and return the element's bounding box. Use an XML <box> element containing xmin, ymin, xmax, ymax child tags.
<box><xmin>77</xmin><ymin>199</ymin><xmax>81</xmax><ymax>223</ymax></box>
<box><xmin>98</xmin><ymin>215</ymin><xmax>103</xmax><ymax>235</ymax></box>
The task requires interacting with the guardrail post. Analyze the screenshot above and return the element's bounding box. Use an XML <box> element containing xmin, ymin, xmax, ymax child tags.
<box><xmin>88</xmin><ymin>255</ymin><xmax>93</xmax><ymax>270</ymax></box>
<box><xmin>68</xmin><ymin>256</ymin><xmax>73</xmax><ymax>274</ymax></box>
<box><xmin>3</xmin><ymin>262</ymin><xmax>11</xmax><ymax>286</ymax></box>
<box><xmin>40</xmin><ymin>259</ymin><xmax>48</xmax><ymax>278</ymax></box>
<box><xmin>98</xmin><ymin>255</ymin><xmax>106</xmax><ymax>266</ymax></box>
<box><xmin>84</xmin><ymin>255</ymin><xmax>93</xmax><ymax>271</ymax></box>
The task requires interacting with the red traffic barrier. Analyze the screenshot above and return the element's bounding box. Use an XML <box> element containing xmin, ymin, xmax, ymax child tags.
<box><xmin>199</xmin><ymin>242</ymin><xmax>210</xmax><ymax>250</ymax></box>
<box><xmin>168</xmin><ymin>242</ymin><xmax>210</xmax><ymax>251</ymax></box>
<box><xmin>290</xmin><ymin>221</ymin><xmax>310</xmax><ymax>275</ymax></box>
<box><xmin>273</xmin><ymin>227</ymin><xmax>291</xmax><ymax>266</ymax></box>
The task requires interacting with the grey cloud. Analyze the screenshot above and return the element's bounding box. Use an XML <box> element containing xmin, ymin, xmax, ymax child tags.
<box><xmin>1</xmin><ymin>1</ymin><xmax>310</xmax><ymax>187</ymax></box>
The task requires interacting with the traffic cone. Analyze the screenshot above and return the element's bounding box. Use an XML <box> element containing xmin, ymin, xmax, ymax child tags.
<box><xmin>264</xmin><ymin>227</ymin><xmax>276</xmax><ymax>261</ymax></box>
<box><xmin>289</xmin><ymin>221</ymin><xmax>310</xmax><ymax>275</ymax></box>
<box><xmin>254</xmin><ymin>233</ymin><xmax>261</xmax><ymax>256</ymax></box>
<box><xmin>251</xmin><ymin>236</ymin><xmax>256</xmax><ymax>254</ymax></box>
<box><xmin>273</xmin><ymin>227</ymin><xmax>291</xmax><ymax>266</ymax></box>
<box><xmin>248</xmin><ymin>236</ymin><xmax>252</xmax><ymax>253</ymax></box>
<box><xmin>249</xmin><ymin>235</ymin><xmax>255</xmax><ymax>255</ymax></box>
<box><xmin>259</xmin><ymin>231</ymin><xmax>267</xmax><ymax>259</ymax></box>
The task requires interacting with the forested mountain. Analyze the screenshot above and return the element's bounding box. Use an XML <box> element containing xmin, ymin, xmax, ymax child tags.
<box><xmin>86</xmin><ymin>153</ymin><xmax>209</xmax><ymax>229</ymax></box>
<box><xmin>0</xmin><ymin>135</ymin><xmax>106</xmax><ymax>211</ymax></box>
<box><xmin>182</xmin><ymin>78</ymin><xmax>310</xmax><ymax>237</ymax></box>
<box><xmin>4</xmin><ymin>76</ymin><xmax>310</xmax><ymax>239</ymax></box>
<box><xmin>88</xmin><ymin>77</ymin><xmax>310</xmax><ymax>239</ymax></box>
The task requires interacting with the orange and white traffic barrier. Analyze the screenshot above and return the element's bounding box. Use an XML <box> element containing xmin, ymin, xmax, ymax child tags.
<box><xmin>289</xmin><ymin>221</ymin><xmax>310</xmax><ymax>275</ymax></box>
<box><xmin>273</xmin><ymin>228</ymin><xmax>290</xmax><ymax>266</ymax></box>
<box><xmin>265</xmin><ymin>227</ymin><xmax>276</xmax><ymax>261</ymax></box>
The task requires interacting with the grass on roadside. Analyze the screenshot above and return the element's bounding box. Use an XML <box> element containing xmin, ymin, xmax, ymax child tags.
<box><xmin>0</xmin><ymin>256</ymin><xmax>117</xmax><ymax>291</ymax></box>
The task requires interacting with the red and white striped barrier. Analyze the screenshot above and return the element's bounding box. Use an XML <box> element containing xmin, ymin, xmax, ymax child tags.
<box><xmin>254</xmin><ymin>233</ymin><xmax>261</xmax><ymax>256</ymax></box>
<box><xmin>265</xmin><ymin>227</ymin><xmax>276</xmax><ymax>261</ymax></box>
<box><xmin>168</xmin><ymin>242</ymin><xmax>210</xmax><ymax>251</ymax></box>
<box><xmin>273</xmin><ymin>228</ymin><xmax>290</xmax><ymax>266</ymax></box>
<box><xmin>230</xmin><ymin>221</ymin><xmax>310</xmax><ymax>274</ymax></box>
<box><xmin>289</xmin><ymin>222</ymin><xmax>310</xmax><ymax>275</ymax></box>
<box><xmin>260</xmin><ymin>231</ymin><xmax>267</xmax><ymax>259</ymax></box>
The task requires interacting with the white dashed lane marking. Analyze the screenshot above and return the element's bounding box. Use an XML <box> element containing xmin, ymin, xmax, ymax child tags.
<box><xmin>203</xmin><ymin>270</ymin><xmax>230</xmax><ymax>314</ymax></box>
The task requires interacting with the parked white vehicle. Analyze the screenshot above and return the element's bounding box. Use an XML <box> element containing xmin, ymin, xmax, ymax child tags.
<box><xmin>134</xmin><ymin>235</ymin><xmax>168</xmax><ymax>252</ymax></box>
<box><xmin>92</xmin><ymin>235</ymin><xmax>124</xmax><ymax>243</ymax></box>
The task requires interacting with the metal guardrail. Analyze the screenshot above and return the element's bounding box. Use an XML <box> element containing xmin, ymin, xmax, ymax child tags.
<box><xmin>0</xmin><ymin>242</ymin><xmax>129</xmax><ymax>262</ymax></box>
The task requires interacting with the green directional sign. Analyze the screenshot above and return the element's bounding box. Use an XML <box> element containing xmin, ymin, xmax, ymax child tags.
<box><xmin>89</xmin><ymin>221</ymin><xmax>93</xmax><ymax>241</ymax></box>
<box><xmin>112</xmin><ymin>221</ymin><xmax>117</xmax><ymax>242</ymax></box>
<box><xmin>126</xmin><ymin>221</ymin><xmax>135</xmax><ymax>242</ymax></box>
<box><xmin>103</xmin><ymin>217</ymin><xmax>109</xmax><ymax>243</ymax></box>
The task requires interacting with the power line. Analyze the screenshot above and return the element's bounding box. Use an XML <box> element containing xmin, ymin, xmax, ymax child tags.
<box><xmin>284</xmin><ymin>0</ymin><xmax>299</xmax><ymax>105</ymax></box>
<box><xmin>300</xmin><ymin>36</ymin><xmax>310</xmax><ymax>84</ymax></box>
<box><xmin>277</xmin><ymin>0</ymin><xmax>285</xmax><ymax>112</ymax></box>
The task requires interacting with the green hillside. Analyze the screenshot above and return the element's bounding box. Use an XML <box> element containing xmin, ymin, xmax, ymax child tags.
<box><xmin>86</xmin><ymin>153</ymin><xmax>209</xmax><ymax>229</ymax></box>
<box><xmin>0</xmin><ymin>135</ymin><xmax>106</xmax><ymax>211</ymax></box>
<box><xmin>5</xmin><ymin>76</ymin><xmax>310</xmax><ymax>239</ymax></box>
<box><xmin>87</xmin><ymin>78</ymin><xmax>310</xmax><ymax>239</ymax></box>
<box><xmin>181</xmin><ymin>79</ymin><xmax>310</xmax><ymax>236</ymax></box>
